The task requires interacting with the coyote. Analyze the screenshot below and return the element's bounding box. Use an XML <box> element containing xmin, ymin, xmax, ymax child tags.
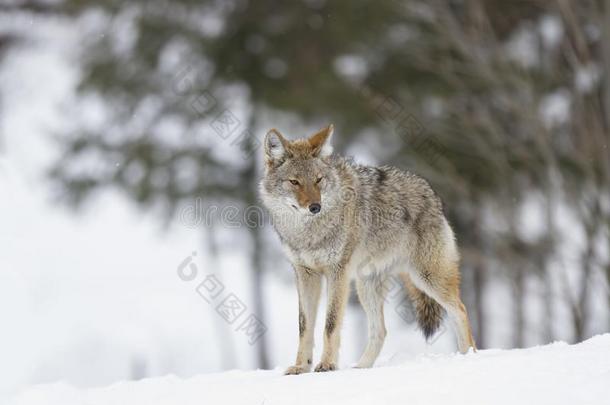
<box><xmin>260</xmin><ymin>124</ymin><xmax>476</xmax><ymax>374</ymax></box>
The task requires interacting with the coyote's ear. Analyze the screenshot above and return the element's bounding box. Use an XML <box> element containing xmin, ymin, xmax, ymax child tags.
<box><xmin>308</xmin><ymin>124</ymin><xmax>334</xmax><ymax>158</ymax></box>
<box><xmin>264</xmin><ymin>128</ymin><xmax>289</xmax><ymax>163</ymax></box>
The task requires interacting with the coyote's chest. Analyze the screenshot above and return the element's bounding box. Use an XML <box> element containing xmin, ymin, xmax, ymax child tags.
<box><xmin>274</xmin><ymin>215</ymin><xmax>347</xmax><ymax>270</ymax></box>
<box><xmin>286</xmin><ymin>248</ymin><xmax>331</xmax><ymax>270</ymax></box>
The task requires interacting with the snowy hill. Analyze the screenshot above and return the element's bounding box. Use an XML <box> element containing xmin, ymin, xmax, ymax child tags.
<box><xmin>9</xmin><ymin>334</ymin><xmax>610</xmax><ymax>405</ymax></box>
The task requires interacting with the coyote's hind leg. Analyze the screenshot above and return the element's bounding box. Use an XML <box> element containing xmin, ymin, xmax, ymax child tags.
<box><xmin>409</xmin><ymin>261</ymin><xmax>476</xmax><ymax>353</ymax></box>
<box><xmin>354</xmin><ymin>274</ymin><xmax>388</xmax><ymax>368</ymax></box>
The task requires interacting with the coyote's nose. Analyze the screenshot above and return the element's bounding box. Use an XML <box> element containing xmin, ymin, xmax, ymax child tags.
<box><xmin>309</xmin><ymin>203</ymin><xmax>321</xmax><ymax>214</ymax></box>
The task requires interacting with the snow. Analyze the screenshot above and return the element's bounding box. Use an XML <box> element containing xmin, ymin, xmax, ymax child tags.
<box><xmin>539</xmin><ymin>15</ymin><xmax>563</xmax><ymax>49</ymax></box>
<box><xmin>539</xmin><ymin>89</ymin><xmax>571</xmax><ymax>129</ymax></box>
<box><xmin>9</xmin><ymin>334</ymin><xmax>610</xmax><ymax>405</ymax></box>
<box><xmin>506</xmin><ymin>26</ymin><xmax>539</xmax><ymax>68</ymax></box>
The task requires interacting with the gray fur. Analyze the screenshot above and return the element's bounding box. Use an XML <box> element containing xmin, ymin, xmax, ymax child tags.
<box><xmin>260</xmin><ymin>126</ymin><xmax>476</xmax><ymax>374</ymax></box>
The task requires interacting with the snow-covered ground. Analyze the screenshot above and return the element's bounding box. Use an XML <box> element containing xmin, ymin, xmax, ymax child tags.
<box><xmin>9</xmin><ymin>334</ymin><xmax>610</xmax><ymax>405</ymax></box>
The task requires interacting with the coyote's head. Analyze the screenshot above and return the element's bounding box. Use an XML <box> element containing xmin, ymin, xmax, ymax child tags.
<box><xmin>260</xmin><ymin>125</ymin><xmax>339</xmax><ymax>216</ymax></box>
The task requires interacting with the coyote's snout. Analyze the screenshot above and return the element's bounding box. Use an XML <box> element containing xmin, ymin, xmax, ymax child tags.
<box><xmin>260</xmin><ymin>125</ymin><xmax>476</xmax><ymax>375</ymax></box>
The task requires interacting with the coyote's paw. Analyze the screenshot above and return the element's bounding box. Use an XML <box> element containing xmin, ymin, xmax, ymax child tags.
<box><xmin>314</xmin><ymin>361</ymin><xmax>337</xmax><ymax>372</ymax></box>
<box><xmin>284</xmin><ymin>365</ymin><xmax>310</xmax><ymax>375</ymax></box>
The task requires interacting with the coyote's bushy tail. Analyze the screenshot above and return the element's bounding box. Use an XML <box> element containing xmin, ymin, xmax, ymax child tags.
<box><xmin>399</xmin><ymin>273</ymin><xmax>444</xmax><ymax>339</ymax></box>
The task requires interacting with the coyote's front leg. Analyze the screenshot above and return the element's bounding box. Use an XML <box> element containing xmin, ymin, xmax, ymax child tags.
<box><xmin>315</xmin><ymin>268</ymin><xmax>350</xmax><ymax>372</ymax></box>
<box><xmin>285</xmin><ymin>266</ymin><xmax>322</xmax><ymax>375</ymax></box>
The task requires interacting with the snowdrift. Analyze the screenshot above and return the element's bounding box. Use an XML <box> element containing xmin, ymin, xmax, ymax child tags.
<box><xmin>10</xmin><ymin>334</ymin><xmax>610</xmax><ymax>405</ymax></box>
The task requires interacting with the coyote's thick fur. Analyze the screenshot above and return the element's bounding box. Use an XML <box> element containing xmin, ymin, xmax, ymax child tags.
<box><xmin>260</xmin><ymin>125</ymin><xmax>476</xmax><ymax>374</ymax></box>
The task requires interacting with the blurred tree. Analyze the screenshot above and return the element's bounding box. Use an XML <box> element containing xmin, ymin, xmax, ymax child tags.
<box><xmin>43</xmin><ymin>0</ymin><xmax>407</xmax><ymax>369</ymax></box>
<box><xmin>5</xmin><ymin>0</ymin><xmax>607</xmax><ymax>360</ymax></box>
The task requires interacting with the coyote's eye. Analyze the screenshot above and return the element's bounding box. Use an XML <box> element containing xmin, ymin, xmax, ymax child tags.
<box><xmin>289</xmin><ymin>179</ymin><xmax>300</xmax><ymax>186</ymax></box>
<box><xmin>315</xmin><ymin>177</ymin><xmax>323</xmax><ymax>184</ymax></box>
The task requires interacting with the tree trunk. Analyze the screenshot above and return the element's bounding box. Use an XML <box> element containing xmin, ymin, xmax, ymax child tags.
<box><xmin>600</xmin><ymin>0</ymin><xmax>610</xmax><ymax>333</ymax></box>
<box><xmin>602</xmin><ymin>0</ymin><xmax>610</xmax><ymax>129</ymax></box>
<box><xmin>513</xmin><ymin>264</ymin><xmax>525</xmax><ymax>348</ymax></box>
<box><xmin>542</xmin><ymin>181</ymin><xmax>556</xmax><ymax>343</ymax></box>
<box><xmin>247</xmin><ymin>224</ymin><xmax>270</xmax><ymax>368</ymax></box>
<box><xmin>573</xmin><ymin>209</ymin><xmax>598</xmax><ymax>342</ymax></box>
<box><xmin>471</xmin><ymin>216</ymin><xmax>485</xmax><ymax>349</ymax></box>
<box><xmin>206</xmin><ymin>226</ymin><xmax>238</xmax><ymax>369</ymax></box>
<box><xmin>242</xmin><ymin>113</ymin><xmax>270</xmax><ymax>369</ymax></box>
